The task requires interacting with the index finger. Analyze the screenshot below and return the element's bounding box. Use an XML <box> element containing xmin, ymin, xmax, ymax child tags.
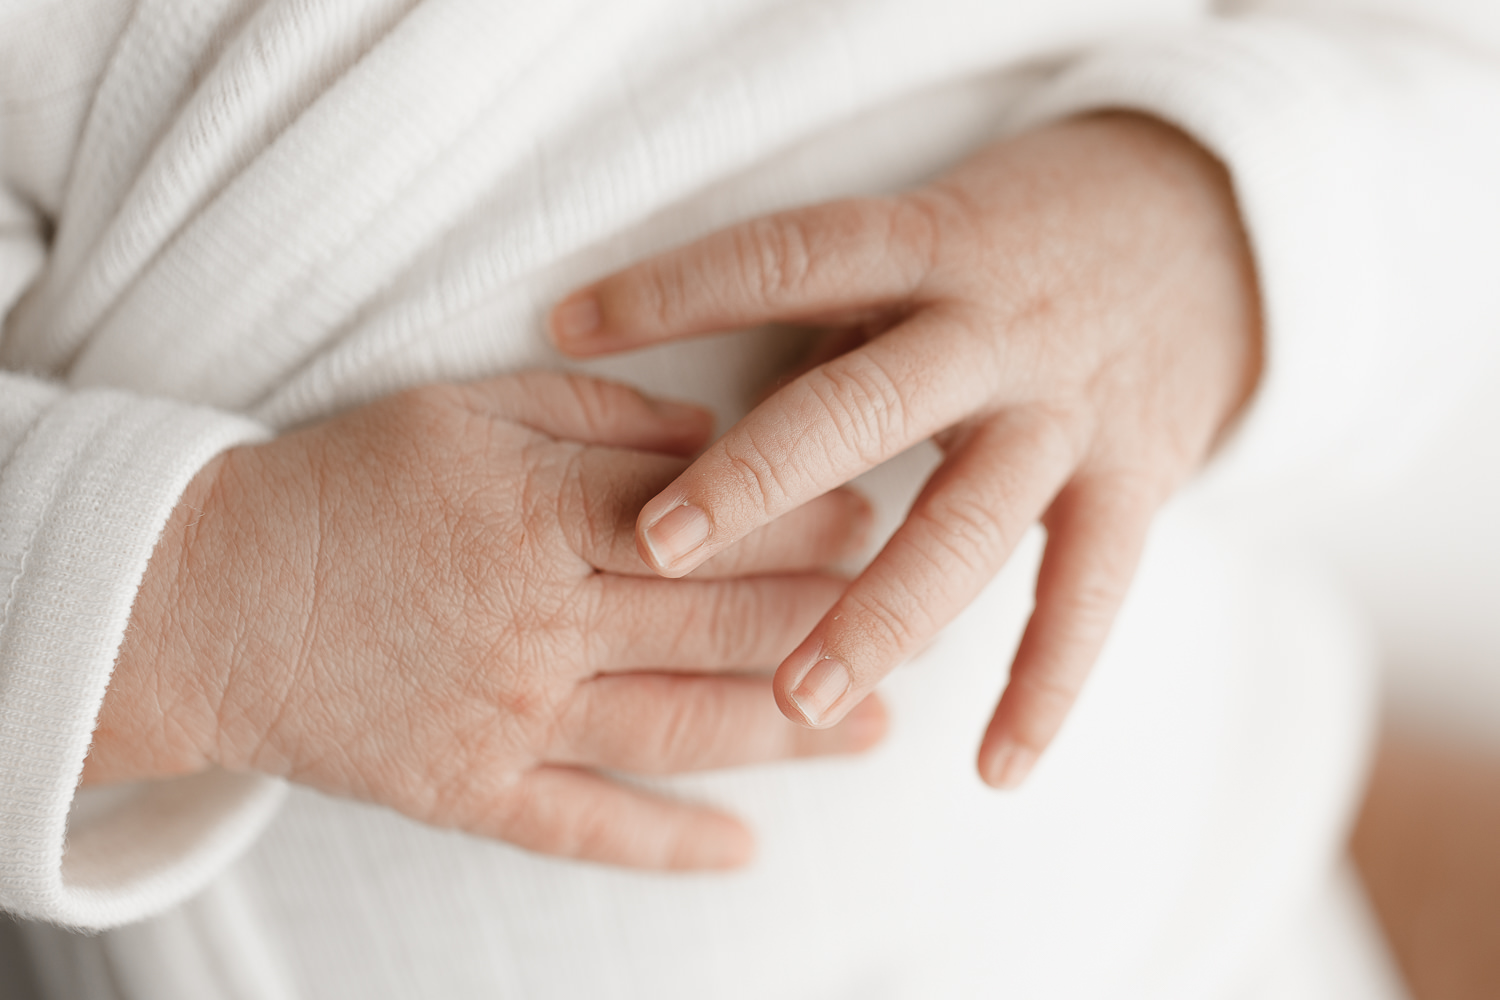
<box><xmin>550</xmin><ymin>196</ymin><xmax>941</xmax><ymax>354</ymax></box>
<box><xmin>633</xmin><ymin>314</ymin><xmax>1004</xmax><ymax>577</ymax></box>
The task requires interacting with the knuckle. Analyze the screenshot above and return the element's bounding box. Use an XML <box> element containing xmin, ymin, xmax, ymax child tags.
<box><xmin>804</xmin><ymin>354</ymin><xmax>911</xmax><ymax>465</ymax></box>
<box><xmin>888</xmin><ymin>193</ymin><xmax>948</xmax><ymax>283</ymax></box>
<box><xmin>693</xmin><ymin>584</ymin><xmax>762</xmax><ymax>664</ymax></box>
<box><xmin>560</xmin><ymin>373</ymin><xmax>623</xmax><ymax>434</ymax></box>
<box><xmin>652</xmin><ymin>593</ymin><xmax>702</xmax><ymax>665</ymax></box>
<box><xmin>912</xmin><ymin>494</ymin><xmax>1008</xmax><ymax>577</ymax></box>
<box><xmin>846</xmin><ymin>588</ymin><xmax>923</xmax><ymax>659</ymax></box>
<box><xmin>640</xmin><ymin>256</ymin><xmax>693</xmax><ymax>330</ymax></box>
<box><xmin>490</xmin><ymin>655</ymin><xmax>559</xmax><ymax>729</ymax></box>
<box><xmin>567</xmin><ymin>465</ymin><xmax>616</xmax><ymax>569</ymax></box>
<box><xmin>719</xmin><ymin>431</ymin><xmax>794</xmax><ymax>515</ymax></box>
<box><xmin>738</xmin><ymin>214</ymin><xmax>815</xmax><ymax>303</ymax></box>
<box><xmin>900</xmin><ymin>185</ymin><xmax>981</xmax><ymax>266</ymax></box>
<box><xmin>646</xmin><ymin>688</ymin><xmax>719</xmax><ymax>770</ymax></box>
<box><xmin>1012</xmin><ymin>667</ymin><xmax>1084</xmax><ymax>729</ymax></box>
<box><xmin>1063</xmin><ymin>574</ymin><xmax>1126</xmax><ymax>627</ymax></box>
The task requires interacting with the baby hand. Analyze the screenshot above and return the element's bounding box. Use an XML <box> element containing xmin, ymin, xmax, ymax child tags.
<box><xmin>551</xmin><ymin>114</ymin><xmax>1261</xmax><ymax>788</ymax></box>
<box><xmin>89</xmin><ymin>373</ymin><xmax>882</xmax><ymax>868</ymax></box>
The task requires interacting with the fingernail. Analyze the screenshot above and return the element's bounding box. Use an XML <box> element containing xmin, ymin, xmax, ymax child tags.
<box><xmin>552</xmin><ymin>294</ymin><xmax>601</xmax><ymax>343</ymax></box>
<box><xmin>985</xmin><ymin>743</ymin><xmax>1038</xmax><ymax>790</ymax></box>
<box><xmin>641</xmin><ymin>503</ymin><xmax>711</xmax><ymax>571</ymax></box>
<box><xmin>789</xmin><ymin>655</ymin><xmax>852</xmax><ymax>727</ymax></box>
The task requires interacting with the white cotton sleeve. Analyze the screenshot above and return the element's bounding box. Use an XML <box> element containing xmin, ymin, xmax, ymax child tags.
<box><xmin>0</xmin><ymin>372</ymin><xmax>285</xmax><ymax>929</ymax></box>
<box><xmin>1007</xmin><ymin>7</ymin><xmax>1500</xmax><ymax>495</ymax></box>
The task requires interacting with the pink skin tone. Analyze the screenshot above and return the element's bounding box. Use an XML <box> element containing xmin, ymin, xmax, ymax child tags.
<box><xmin>88</xmin><ymin>113</ymin><xmax>1255</xmax><ymax>875</ymax></box>
<box><xmin>88</xmin><ymin>372</ymin><xmax>885</xmax><ymax>869</ymax></box>
<box><xmin>552</xmin><ymin>113</ymin><xmax>1262</xmax><ymax>788</ymax></box>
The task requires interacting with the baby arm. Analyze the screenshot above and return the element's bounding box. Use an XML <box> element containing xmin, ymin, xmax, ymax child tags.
<box><xmin>551</xmin><ymin>114</ymin><xmax>1261</xmax><ymax>788</ymax></box>
<box><xmin>88</xmin><ymin>372</ymin><xmax>883</xmax><ymax>869</ymax></box>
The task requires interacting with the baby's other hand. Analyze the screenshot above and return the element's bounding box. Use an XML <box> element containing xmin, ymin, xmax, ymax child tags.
<box><xmin>89</xmin><ymin>373</ymin><xmax>882</xmax><ymax>869</ymax></box>
<box><xmin>551</xmin><ymin>114</ymin><xmax>1261</xmax><ymax>788</ymax></box>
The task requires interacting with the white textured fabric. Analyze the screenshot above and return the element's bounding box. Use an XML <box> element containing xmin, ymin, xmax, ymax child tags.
<box><xmin>0</xmin><ymin>380</ymin><xmax>279</xmax><ymax>928</ymax></box>
<box><xmin>1</xmin><ymin>0</ymin><xmax>1497</xmax><ymax>995</ymax></box>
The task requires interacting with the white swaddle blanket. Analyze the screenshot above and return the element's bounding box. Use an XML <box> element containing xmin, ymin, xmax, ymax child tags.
<box><xmin>5</xmin><ymin>0</ymin><xmax>1500</xmax><ymax>995</ymax></box>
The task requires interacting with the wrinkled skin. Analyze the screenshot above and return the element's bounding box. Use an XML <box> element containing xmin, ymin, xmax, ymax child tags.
<box><xmin>553</xmin><ymin>114</ymin><xmax>1262</xmax><ymax>788</ymax></box>
<box><xmin>89</xmin><ymin>372</ymin><xmax>884</xmax><ymax>869</ymax></box>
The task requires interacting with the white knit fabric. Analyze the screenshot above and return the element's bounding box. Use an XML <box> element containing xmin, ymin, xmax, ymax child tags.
<box><xmin>2</xmin><ymin>0</ymin><xmax>1498</xmax><ymax>995</ymax></box>
<box><xmin>0</xmin><ymin>379</ymin><xmax>279</xmax><ymax>929</ymax></box>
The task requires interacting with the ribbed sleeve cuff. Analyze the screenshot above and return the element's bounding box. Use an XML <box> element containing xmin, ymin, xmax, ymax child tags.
<box><xmin>0</xmin><ymin>387</ymin><xmax>282</xmax><ymax>929</ymax></box>
<box><xmin>1006</xmin><ymin>15</ymin><xmax>1500</xmax><ymax>493</ymax></box>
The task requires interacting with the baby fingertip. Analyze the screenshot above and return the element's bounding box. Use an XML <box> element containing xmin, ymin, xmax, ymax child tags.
<box><xmin>640</xmin><ymin>501</ymin><xmax>713</xmax><ymax>576</ymax></box>
<box><xmin>672</xmin><ymin>814</ymin><xmax>756</xmax><ymax>870</ymax></box>
<box><xmin>982</xmin><ymin>741</ymin><xmax>1038</xmax><ymax>790</ymax></box>
<box><xmin>550</xmin><ymin>292</ymin><xmax>602</xmax><ymax>349</ymax></box>
<box><xmin>786</xmin><ymin>654</ymin><xmax>853</xmax><ymax>729</ymax></box>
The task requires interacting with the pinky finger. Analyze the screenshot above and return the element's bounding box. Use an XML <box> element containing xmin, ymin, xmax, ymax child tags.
<box><xmin>978</xmin><ymin>475</ymin><xmax>1160</xmax><ymax>789</ymax></box>
<box><xmin>474</xmin><ymin>766</ymin><xmax>755</xmax><ymax>870</ymax></box>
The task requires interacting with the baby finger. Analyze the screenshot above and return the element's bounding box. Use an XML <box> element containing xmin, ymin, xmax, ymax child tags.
<box><xmin>773</xmin><ymin>409</ymin><xmax>1078</xmax><ymax>728</ymax></box>
<box><xmin>552</xmin><ymin>675</ymin><xmax>887</xmax><ymax>774</ymax></box>
<box><xmin>590</xmin><ymin>573</ymin><xmax>844</xmax><ymax>674</ymax></box>
<box><xmin>977</xmin><ymin>474</ymin><xmax>1159</xmax><ymax>788</ymax></box>
<box><xmin>550</xmin><ymin>196</ymin><xmax>937</xmax><ymax>355</ymax></box>
<box><xmin>470</xmin><ymin>765</ymin><xmax>755</xmax><ymax>870</ymax></box>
